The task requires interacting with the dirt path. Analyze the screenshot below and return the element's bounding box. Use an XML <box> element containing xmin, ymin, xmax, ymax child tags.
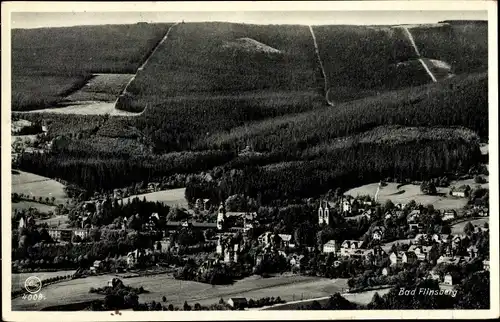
<box><xmin>308</xmin><ymin>25</ymin><xmax>333</xmax><ymax>106</ymax></box>
<box><xmin>400</xmin><ymin>27</ymin><xmax>437</xmax><ymax>83</ymax></box>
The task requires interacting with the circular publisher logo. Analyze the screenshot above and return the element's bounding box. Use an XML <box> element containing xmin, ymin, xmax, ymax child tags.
<box><xmin>24</xmin><ymin>276</ymin><xmax>42</xmax><ymax>294</ymax></box>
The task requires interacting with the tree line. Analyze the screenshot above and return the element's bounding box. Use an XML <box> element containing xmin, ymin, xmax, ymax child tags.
<box><xmin>186</xmin><ymin>139</ymin><xmax>481</xmax><ymax>205</ymax></box>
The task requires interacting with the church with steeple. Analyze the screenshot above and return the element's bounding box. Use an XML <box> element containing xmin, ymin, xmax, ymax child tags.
<box><xmin>318</xmin><ymin>200</ymin><xmax>331</xmax><ymax>226</ymax></box>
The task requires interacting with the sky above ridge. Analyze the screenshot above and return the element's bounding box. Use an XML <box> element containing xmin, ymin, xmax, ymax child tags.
<box><xmin>12</xmin><ymin>11</ymin><xmax>487</xmax><ymax>29</ymax></box>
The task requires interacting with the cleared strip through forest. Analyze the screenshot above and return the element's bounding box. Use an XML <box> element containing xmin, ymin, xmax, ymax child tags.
<box><xmin>308</xmin><ymin>25</ymin><xmax>333</xmax><ymax>106</ymax></box>
<box><xmin>401</xmin><ymin>26</ymin><xmax>437</xmax><ymax>83</ymax></box>
<box><xmin>114</xmin><ymin>22</ymin><xmax>181</xmax><ymax>105</ymax></box>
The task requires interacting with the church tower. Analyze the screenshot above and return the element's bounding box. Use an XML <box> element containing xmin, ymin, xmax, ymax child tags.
<box><xmin>318</xmin><ymin>202</ymin><xmax>324</xmax><ymax>225</ymax></box>
<box><xmin>217</xmin><ymin>202</ymin><xmax>226</xmax><ymax>230</ymax></box>
<box><xmin>323</xmin><ymin>201</ymin><xmax>330</xmax><ymax>226</ymax></box>
<box><xmin>318</xmin><ymin>200</ymin><xmax>330</xmax><ymax>225</ymax></box>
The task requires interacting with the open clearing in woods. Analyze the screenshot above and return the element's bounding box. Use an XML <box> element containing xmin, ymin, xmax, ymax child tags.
<box><xmin>12</xmin><ymin>274</ymin><xmax>348</xmax><ymax>311</ymax></box>
<box><xmin>65</xmin><ymin>73</ymin><xmax>135</xmax><ymax>102</ymax></box>
<box><xmin>11</xmin><ymin>170</ymin><xmax>68</xmax><ymax>205</ymax></box>
<box><xmin>18</xmin><ymin>102</ymin><xmax>143</xmax><ymax>116</ymax></box>
<box><xmin>121</xmin><ymin>188</ymin><xmax>188</xmax><ymax>208</ymax></box>
<box><xmin>11</xmin><ymin>201</ymin><xmax>56</xmax><ymax>214</ymax></box>
<box><xmin>344</xmin><ymin>182</ymin><xmax>469</xmax><ymax>210</ymax></box>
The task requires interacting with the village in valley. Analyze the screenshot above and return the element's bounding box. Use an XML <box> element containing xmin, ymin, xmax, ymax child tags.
<box><xmin>12</xmin><ymin>127</ymin><xmax>490</xmax><ymax>310</ymax></box>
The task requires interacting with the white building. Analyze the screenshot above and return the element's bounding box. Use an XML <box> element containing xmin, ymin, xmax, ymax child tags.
<box><xmin>322</xmin><ymin>240</ymin><xmax>338</xmax><ymax>253</ymax></box>
<box><xmin>342</xmin><ymin>199</ymin><xmax>352</xmax><ymax>213</ymax></box>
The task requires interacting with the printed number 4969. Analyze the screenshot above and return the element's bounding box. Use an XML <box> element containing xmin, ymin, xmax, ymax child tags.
<box><xmin>22</xmin><ymin>293</ymin><xmax>45</xmax><ymax>300</ymax></box>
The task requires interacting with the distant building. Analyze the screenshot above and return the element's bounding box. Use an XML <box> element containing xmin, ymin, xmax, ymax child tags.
<box><xmin>443</xmin><ymin>273</ymin><xmax>454</xmax><ymax>286</ymax></box>
<box><xmin>442</xmin><ymin>210</ymin><xmax>457</xmax><ymax>222</ymax></box>
<box><xmin>258</xmin><ymin>231</ymin><xmax>274</xmax><ymax>246</ymax></box>
<box><xmin>437</xmin><ymin>255</ymin><xmax>460</xmax><ymax>265</ymax></box>
<box><xmin>372</xmin><ymin>227</ymin><xmax>385</xmax><ymax>241</ymax></box>
<box><xmin>467</xmin><ymin>245</ymin><xmax>479</xmax><ymax>258</ymax></box>
<box><xmin>408</xmin><ymin>245</ymin><xmax>432</xmax><ymax>261</ymax></box>
<box><xmin>451</xmin><ymin>186</ymin><xmax>470</xmax><ymax>198</ymax></box>
<box><xmin>90</xmin><ymin>260</ymin><xmax>104</xmax><ymax>273</ymax></box>
<box><xmin>390</xmin><ymin>251</ymin><xmax>417</xmax><ymax>266</ymax></box>
<box><xmin>322</xmin><ymin>240</ymin><xmax>338</xmax><ymax>254</ymax></box>
<box><xmin>73</xmin><ymin>229</ymin><xmax>90</xmax><ymax>241</ymax></box>
<box><xmin>18</xmin><ymin>215</ymin><xmax>35</xmax><ymax>230</ymax></box>
<box><xmin>228</xmin><ymin>298</ymin><xmax>248</xmax><ymax>309</ymax></box>
<box><xmin>340</xmin><ymin>240</ymin><xmax>364</xmax><ymax>256</ymax></box>
<box><xmin>342</xmin><ymin>198</ymin><xmax>352</xmax><ymax>214</ymax></box>
<box><xmin>278</xmin><ymin>234</ymin><xmax>293</xmax><ymax>248</ymax></box>
<box><xmin>483</xmin><ymin>260</ymin><xmax>490</xmax><ymax>271</ymax></box>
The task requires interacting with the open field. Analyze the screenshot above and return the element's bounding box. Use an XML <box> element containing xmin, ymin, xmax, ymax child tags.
<box><xmin>11</xmin><ymin>274</ymin><xmax>348</xmax><ymax>311</ymax></box>
<box><xmin>11</xmin><ymin>201</ymin><xmax>56</xmax><ymax>214</ymax></box>
<box><xmin>36</xmin><ymin>214</ymin><xmax>70</xmax><ymax>229</ymax></box>
<box><xmin>121</xmin><ymin>188</ymin><xmax>188</xmax><ymax>208</ymax></box>
<box><xmin>18</xmin><ymin>102</ymin><xmax>143</xmax><ymax>116</ymax></box>
<box><xmin>65</xmin><ymin>73</ymin><xmax>135</xmax><ymax>102</ymax></box>
<box><xmin>451</xmin><ymin>218</ymin><xmax>489</xmax><ymax>234</ymax></box>
<box><xmin>345</xmin><ymin>182</ymin><xmax>469</xmax><ymax>210</ymax></box>
<box><xmin>11</xmin><ymin>170</ymin><xmax>68</xmax><ymax>205</ymax></box>
<box><xmin>12</xmin><ymin>270</ymin><xmax>77</xmax><ymax>292</ymax></box>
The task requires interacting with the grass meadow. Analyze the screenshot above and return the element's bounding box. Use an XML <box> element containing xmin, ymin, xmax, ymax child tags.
<box><xmin>11</xmin><ymin>170</ymin><xmax>68</xmax><ymax>205</ymax></box>
<box><xmin>121</xmin><ymin>188</ymin><xmax>188</xmax><ymax>208</ymax></box>
<box><xmin>11</xmin><ymin>274</ymin><xmax>348</xmax><ymax>310</ymax></box>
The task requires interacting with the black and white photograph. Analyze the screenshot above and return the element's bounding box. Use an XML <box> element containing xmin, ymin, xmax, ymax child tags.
<box><xmin>2</xmin><ymin>1</ymin><xmax>498</xmax><ymax>320</ymax></box>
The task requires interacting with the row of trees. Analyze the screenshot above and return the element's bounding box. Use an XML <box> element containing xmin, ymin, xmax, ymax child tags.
<box><xmin>15</xmin><ymin>149</ymin><xmax>235</xmax><ymax>192</ymax></box>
